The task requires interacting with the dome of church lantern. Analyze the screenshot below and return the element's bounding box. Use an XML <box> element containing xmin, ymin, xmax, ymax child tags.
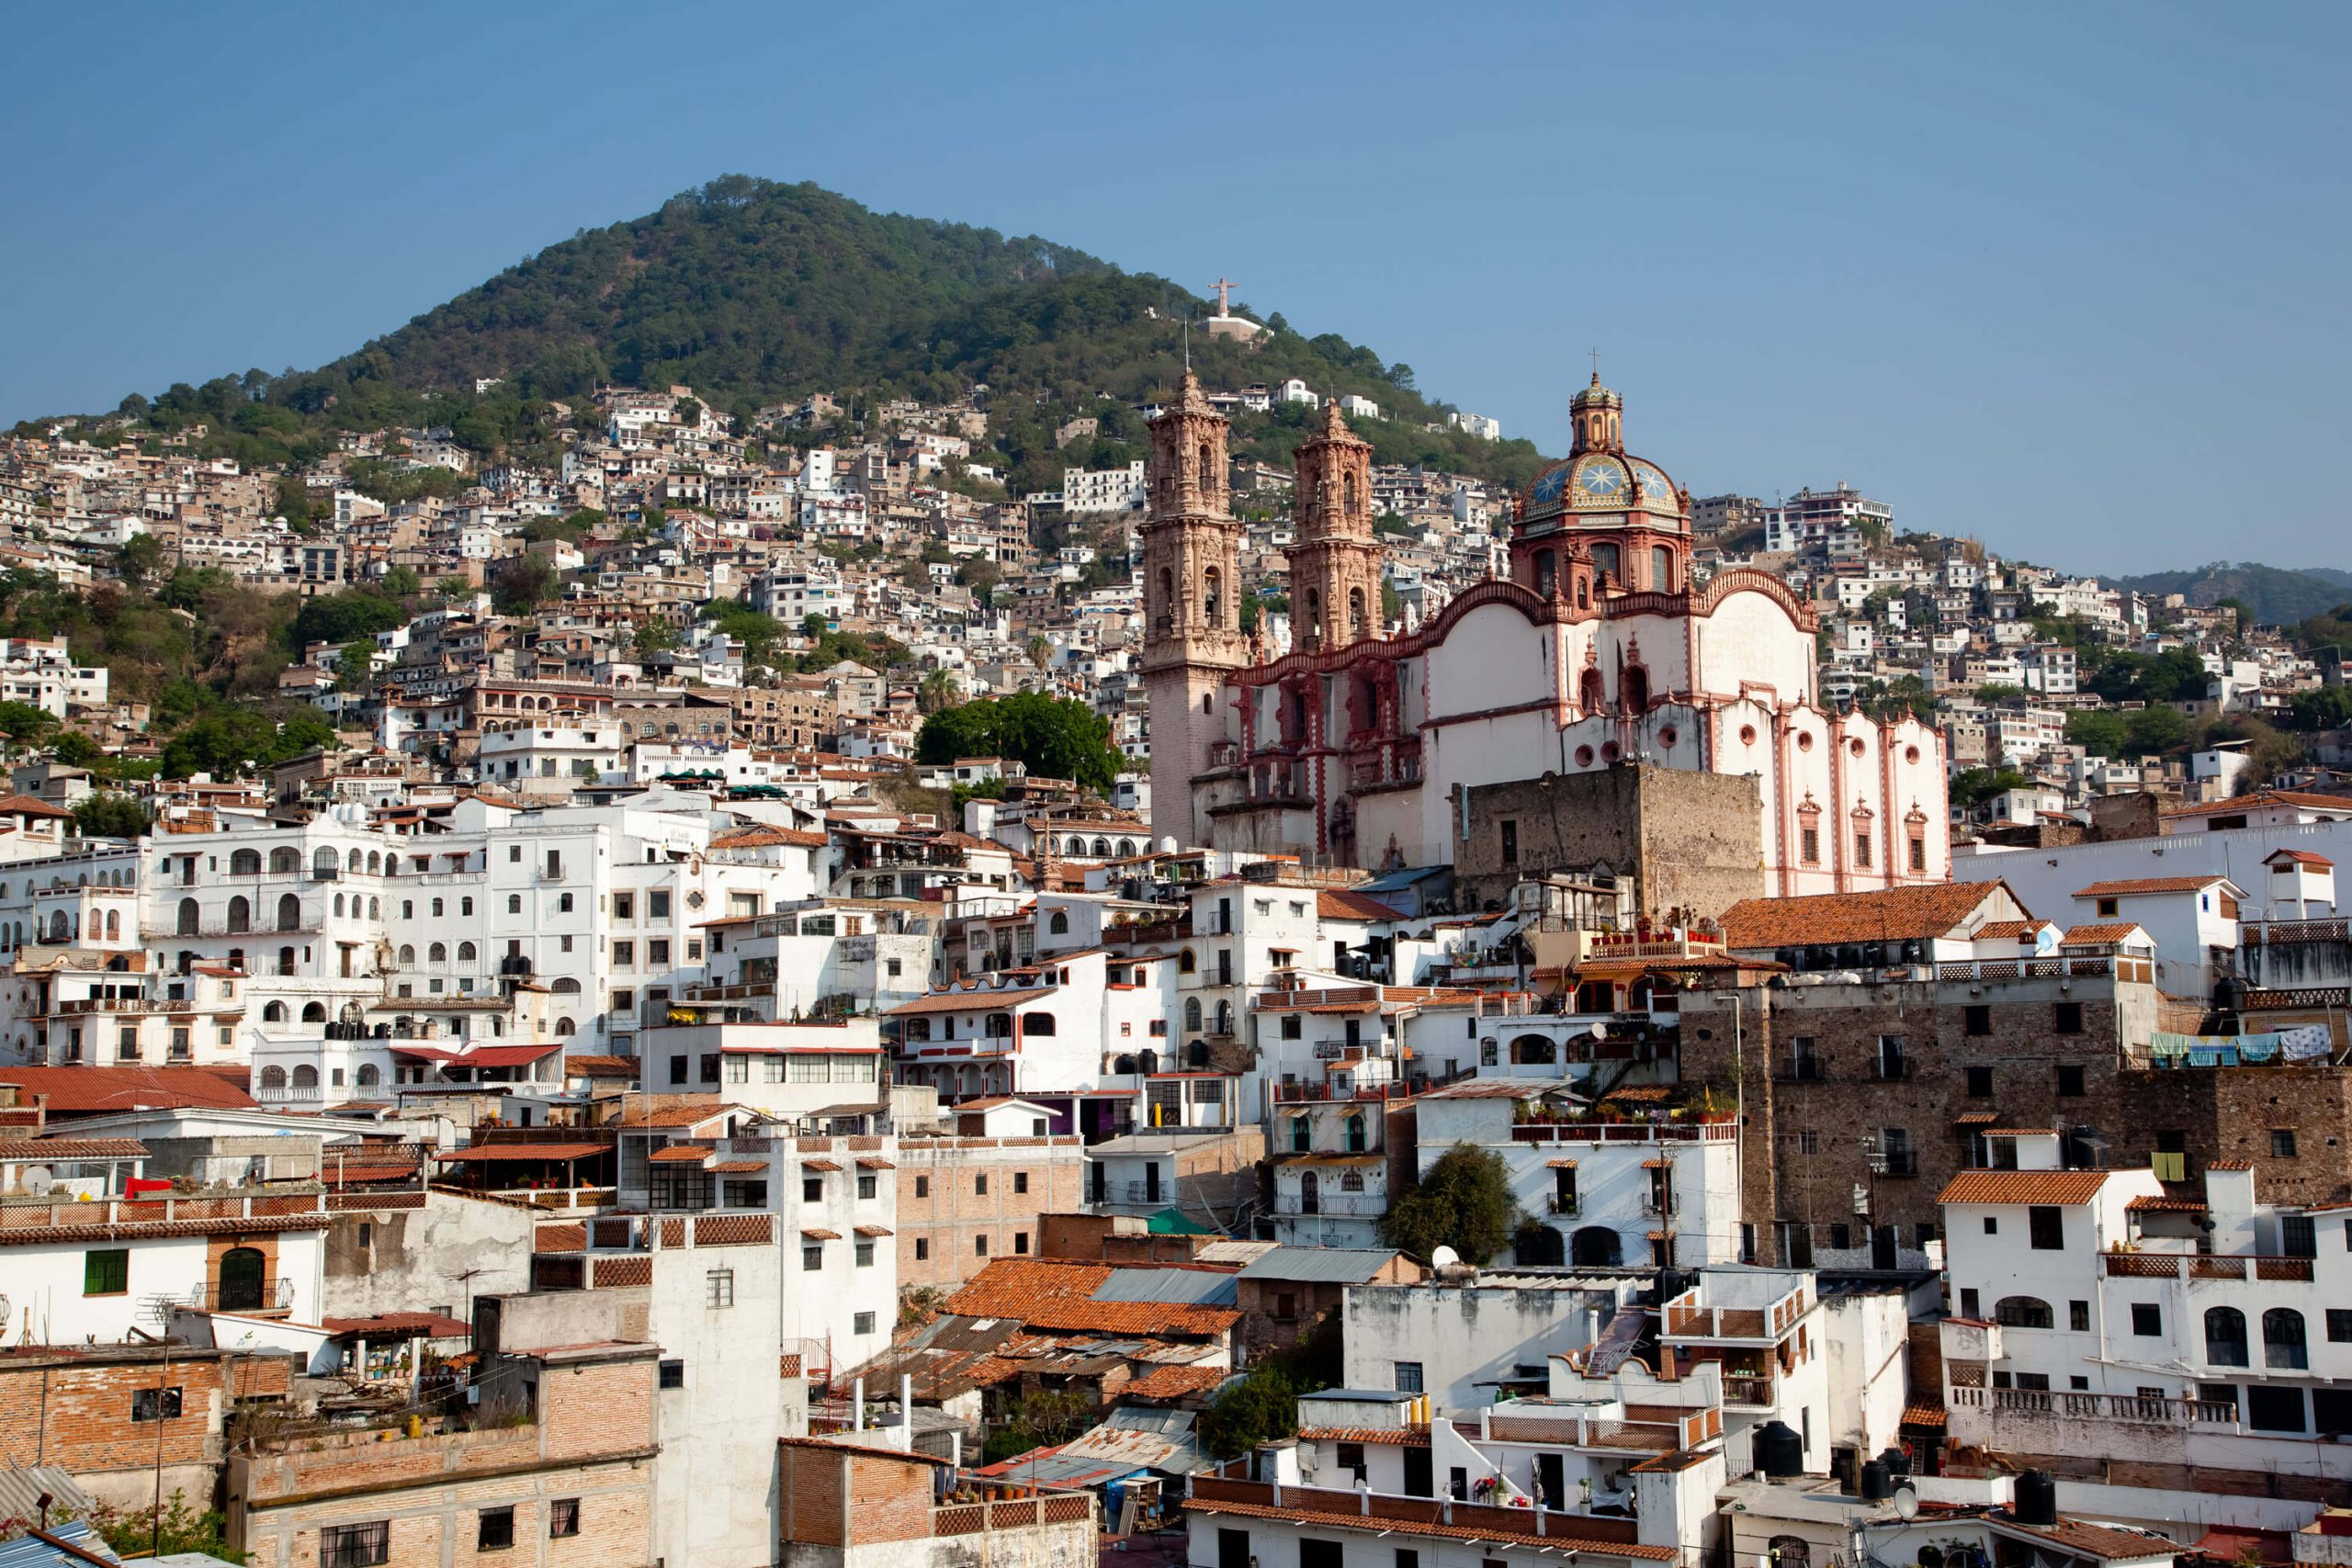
<box><xmin>1520</xmin><ymin>375</ymin><xmax>1687</xmax><ymax>531</ymax></box>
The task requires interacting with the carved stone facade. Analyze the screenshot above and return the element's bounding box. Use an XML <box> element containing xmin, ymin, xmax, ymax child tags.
<box><xmin>1142</xmin><ymin>373</ymin><xmax>1249</xmax><ymax>847</ymax></box>
<box><xmin>1287</xmin><ymin>400</ymin><xmax>1385</xmax><ymax>653</ymax></box>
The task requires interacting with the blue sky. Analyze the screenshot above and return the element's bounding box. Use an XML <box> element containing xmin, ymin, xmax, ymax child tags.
<box><xmin>1</xmin><ymin>1</ymin><xmax>2344</xmax><ymax>573</ymax></box>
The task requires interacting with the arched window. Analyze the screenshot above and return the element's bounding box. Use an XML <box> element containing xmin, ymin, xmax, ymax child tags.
<box><xmin>458</xmin><ymin>942</ymin><xmax>476</xmax><ymax>963</ymax></box>
<box><xmin>1179</xmin><ymin>949</ymin><xmax>1196</xmax><ymax>974</ymax></box>
<box><xmin>1578</xmin><ymin>667</ymin><xmax>1606</xmax><ymax>715</ymax></box>
<box><xmin>356</xmin><ymin>1063</ymin><xmax>380</xmax><ymax>1087</ymax></box>
<box><xmin>428</xmin><ymin>942</ymin><xmax>447</xmax><ymax>964</ymax></box>
<box><xmin>431</xmin><ymin>898</ymin><xmax>444</xmax><ymax>918</ymax></box>
<box><xmin>47</xmin><ymin>911</ymin><xmax>68</xmax><ymax>943</ymax></box>
<box><xmin>232</xmin><ymin>848</ymin><xmax>262</xmax><ymax>876</ymax></box>
<box><xmin>312</xmin><ymin>847</ymin><xmax>336</xmax><ymax>877</ymax></box>
<box><xmin>1533</xmin><ymin>549</ymin><xmax>1556</xmax><ymax>599</ymax></box>
<box><xmin>347</xmin><ymin>849</ymin><xmax>364</xmax><ymax>874</ymax></box>
<box><xmin>903</xmin><ymin>1019</ymin><xmax>932</xmax><ymax>1043</ymax></box>
<box><xmin>1183</xmin><ymin>998</ymin><xmax>1204</xmax><ymax>1032</ymax></box>
<box><xmin>1090</xmin><ymin>838</ymin><xmax>1109</xmax><ymax>857</ymax></box>
<box><xmin>1571</xmin><ymin>1226</ymin><xmax>1623</xmax><ymax>1268</ymax></box>
<box><xmin>1349</xmin><ymin>586</ymin><xmax>1367</xmax><ymax>637</ymax></box>
<box><xmin>1344</xmin><ymin>1113</ymin><xmax>1367</xmax><ymax>1153</ymax></box>
<box><xmin>2205</xmin><ymin>1307</ymin><xmax>2249</xmax><ymax>1366</ymax></box>
<box><xmin>1047</xmin><ymin>911</ymin><xmax>1070</xmax><ymax>935</ymax></box>
<box><xmin>398</xmin><ymin>944</ymin><xmax>416</xmax><ymax>966</ymax></box>
<box><xmin>1203</xmin><ymin>566</ymin><xmax>1223</xmax><ymax>625</ymax></box>
<box><xmin>178</xmin><ymin>898</ymin><xmax>199</xmax><ymax>936</ymax></box>
<box><xmin>260</xmin><ymin>1066</ymin><xmax>288</xmax><ymax>1089</ymax></box>
<box><xmin>1592</xmin><ymin>542</ymin><xmax>1621</xmax><ymax>582</ymax></box>
<box><xmin>334</xmin><ymin>894</ymin><xmax>345</xmax><ymax>918</ymax></box>
<box><xmin>559</xmin><ymin>894</ymin><xmax>574</xmax><ymax>913</ymax></box>
<box><xmin>367</xmin><ymin>851</ymin><xmax>382</xmax><ymax>874</ymax></box>
<box><xmin>277</xmin><ymin>946</ymin><xmax>295</xmax><ymax>976</ymax></box>
<box><xmin>368</xmin><ymin>898</ymin><xmax>379</xmax><ymax>919</ymax></box>
<box><xmin>291</xmin><ymin>1064</ymin><xmax>318</xmax><ymax>1089</ymax></box>
<box><xmin>1621</xmin><ymin>664</ymin><xmax>1649</xmax><ymax>714</ymax></box>
<box><xmin>1651</xmin><ymin>545</ymin><xmax>1674</xmax><ymax>592</ymax></box>
<box><xmin>985</xmin><ymin>1012</ymin><xmax>1013</xmax><ymax>1038</ymax></box>
<box><xmin>103</xmin><ymin>909</ymin><xmax>119</xmax><ymax>941</ymax></box>
<box><xmin>555</xmin><ymin>1017</ymin><xmax>576</xmax><ymax>1036</ymax></box>
<box><xmin>1995</xmin><ymin>1296</ymin><xmax>2053</xmax><ymax>1330</ymax></box>
<box><xmin>1214</xmin><ymin>999</ymin><xmax>1234</xmax><ymax>1035</ymax></box>
<box><xmin>1769</xmin><ymin>1539</ymin><xmax>1812</xmax><ymax>1568</ymax></box>
<box><xmin>2265</xmin><ymin>1308</ymin><xmax>2308</xmax><ymax>1370</ymax></box>
<box><xmin>460</xmin><ymin>897</ymin><xmax>473</xmax><ymax>916</ymax></box>
<box><xmin>550</xmin><ymin>976</ymin><xmax>582</xmax><ymax>994</ymax></box>
<box><xmin>401</xmin><ymin>901</ymin><xmax>414</xmax><ymax>919</ymax></box>
<box><xmin>264</xmin><ymin>1001</ymin><xmax>287</xmax><ymax>1022</ymax></box>
<box><xmin>507</xmin><ymin>895</ymin><xmax>523</xmax><ymax>915</ymax></box>
<box><xmin>275</xmin><ymin>846</ymin><xmax>302</xmax><ymax>874</ymax></box>
<box><xmin>1023</xmin><ymin>1012</ymin><xmax>1057</xmax><ymax>1036</ymax></box>
<box><xmin>277</xmin><ymin>893</ymin><xmax>300</xmax><ymax>931</ymax></box>
<box><xmin>227</xmin><ymin>896</ymin><xmax>252</xmax><ymax>934</ymax></box>
<box><xmin>301</xmin><ymin>1001</ymin><xmax>326</xmax><ymax>1022</ymax></box>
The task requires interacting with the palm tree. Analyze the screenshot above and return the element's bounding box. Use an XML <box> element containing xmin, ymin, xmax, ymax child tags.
<box><xmin>1026</xmin><ymin>635</ymin><xmax>1053</xmax><ymax>674</ymax></box>
<box><xmin>921</xmin><ymin>668</ymin><xmax>960</xmax><ymax>715</ymax></box>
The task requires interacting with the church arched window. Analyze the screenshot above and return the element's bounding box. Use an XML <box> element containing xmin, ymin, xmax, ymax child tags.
<box><xmin>1349</xmin><ymin>587</ymin><xmax>1367</xmax><ymax>637</ymax></box>
<box><xmin>1534</xmin><ymin>550</ymin><xmax>1555</xmax><ymax>598</ymax></box>
<box><xmin>1203</xmin><ymin>567</ymin><xmax>1223</xmax><ymax>625</ymax></box>
<box><xmin>1652</xmin><ymin>546</ymin><xmax>1674</xmax><ymax>592</ymax></box>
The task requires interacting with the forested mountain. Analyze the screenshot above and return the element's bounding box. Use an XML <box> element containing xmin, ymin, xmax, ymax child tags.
<box><xmin>2107</xmin><ymin>562</ymin><xmax>2352</xmax><ymax>627</ymax></box>
<box><xmin>198</xmin><ymin>176</ymin><xmax>1544</xmax><ymax>492</ymax></box>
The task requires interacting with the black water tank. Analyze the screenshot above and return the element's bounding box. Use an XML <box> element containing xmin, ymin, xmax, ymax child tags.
<box><xmin>1655</xmin><ymin>1266</ymin><xmax>1689</xmax><ymax>1306</ymax></box>
<box><xmin>2014</xmin><ymin>1469</ymin><xmax>2058</xmax><ymax>1526</ymax></box>
<box><xmin>1860</xmin><ymin>1460</ymin><xmax>1893</xmax><ymax>1501</ymax></box>
<box><xmin>1114</xmin><ymin>1055</ymin><xmax>1136</xmax><ymax>1076</ymax></box>
<box><xmin>1753</xmin><ymin>1420</ymin><xmax>1804</xmax><ymax>1478</ymax></box>
<box><xmin>2212</xmin><ymin>975</ymin><xmax>2249</xmax><ymax>1016</ymax></box>
<box><xmin>1138</xmin><ymin>1049</ymin><xmax>1159</xmax><ymax>1075</ymax></box>
<box><xmin>1877</xmin><ymin>1445</ymin><xmax>1911</xmax><ymax>1478</ymax></box>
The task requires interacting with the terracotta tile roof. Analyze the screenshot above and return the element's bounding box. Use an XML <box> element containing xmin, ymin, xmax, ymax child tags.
<box><xmin>2164</xmin><ymin>789</ymin><xmax>2352</xmax><ymax>818</ymax></box>
<box><xmin>564</xmin><ymin>1055</ymin><xmax>640</xmax><ymax>1079</ymax></box>
<box><xmin>1952</xmin><ymin>1111</ymin><xmax>1999</xmax><ymax>1125</ymax></box>
<box><xmin>435</xmin><ymin>1142</ymin><xmax>608</xmax><ymax>1163</ymax></box>
<box><xmin>800</xmin><ymin>1158</ymin><xmax>842</xmax><ymax>1172</ymax></box>
<box><xmin>1317</xmin><ymin>889</ymin><xmax>1404</xmax><ymax>922</ymax></box>
<box><xmin>1125</xmin><ymin>1364</ymin><xmax>1230</xmax><ymax>1401</ymax></box>
<box><xmin>0</xmin><ymin>1211</ymin><xmax>332</xmax><ymax>1247</ymax></box>
<box><xmin>1722</xmin><ymin>882</ymin><xmax>2013</xmax><ymax>950</ymax></box>
<box><xmin>1936</xmin><ymin>1170</ymin><xmax>2111</xmax><ymax>1204</ymax></box>
<box><xmin>534</xmin><ymin>1224</ymin><xmax>585</xmax><ymax>1253</ymax></box>
<box><xmin>2061</xmin><ymin>922</ymin><xmax>2146</xmax><ymax>944</ymax></box>
<box><xmin>709</xmin><ymin>1159</ymin><xmax>767</xmax><ymax>1174</ymax></box>
<box><xmin>1298</xmin><ymin>1425</ymin><xmax>1430</xmax><ymax>1447</ymax></box>
<box><xmin>2126</xmin><ymin>1195</ymin><xmax>2209</xmax><ymax>1213</ymax></box>
<box><xmin>1023</xmin><ymin>1299</ymin><xmax>1240</xmax><ymax>1337</ymax></box>
<box><xmin>2208</xmin><ymin>1159</ymin><xmax>2254</xmax><ymax>1170</ymax></box>
<box><xmin>609</xmin><ymin>1095</ymin><xmax>732</xmax><ymax>1128</ymax></box>
<box><xmin>0</xmin><ymin>793</ymin><xmax>74</xmax><ymax>818</ymax></box>
<box><xmin>1993</xmin><ymin>1513</ymin><xmax>2181</xmax><ymax>1562</ymax></box>
<box><xmin>1900</xmin><ymin>1402</ymin><xmax>1948</xmax><ymax>1428</ymax></box>
<box><xmin>1183</xmin><ymin>1499</ymin><xmax>1674</xmax><ymax>1561</ymax></box>
<box><xmin>322</xmin><ymin>1313</ymin><xmax>470</xmax><ymax>1340</ymax></box>
<box><xmin>854</xmin><ymin>1224</ymin><xmax>893</xmax><ymax>1237</ymax></box>
<box><xmin>1974</xmin><ymin>920</ymin><xmax>2055</xmax><ymax>941</ymax></box>
<box><xmin>712</xmin><ymin>825</ymin><xmax>829</xmax><ymax>850</ymax></box>
<box><xmin>886</xmin><ymin>987</ymin><xmax>1054</xmax><ymax>1016</ymax></box>
<box><xmin>942</xmin><ymin>1258</ymin><xmax>1114</xmax><ymax>1318</ymax></box>
<box><xmin>0</xmin><ymin>1066</ymin><xmax>255</xmax><ymax>1115</ymax></box>
<box><xmin>2075</xmin><ymin>876</ymin><xmax>2233</xmax><ymax>897</ymax></box>
<box><xmin>2266</xmin><ymin>849</ymin><xmax>2335</xmax><ymax>867</ymax></box>
<box><xmin>647</xmin><ymin>1145</ymin><xmax>714</xmax><ymax>1162</ymax></box>
<box><xmin>0</xmin><ymin>1138</ymin><xmax>149</xmax><ymax>1160</ymax></box>
<box><xmin>801</xmin><ymin>1227</ymin><xmax>842</xmax><ymax>1241</ymax></box>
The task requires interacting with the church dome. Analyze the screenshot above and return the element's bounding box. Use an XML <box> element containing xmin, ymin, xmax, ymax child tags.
<box><xmin>1521</xmin><ymin>446</ymin><xmax>1684</xmax><ymax>527</ymax></box>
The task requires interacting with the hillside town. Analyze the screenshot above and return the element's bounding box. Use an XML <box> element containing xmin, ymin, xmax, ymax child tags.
<box><xmin>0</xmin><ymin>363</ymin><xmax>2348</xmax><ymax>1568</ymax></box>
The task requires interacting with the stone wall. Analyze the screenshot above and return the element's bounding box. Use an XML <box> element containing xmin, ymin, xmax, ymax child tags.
<box><xmin>1453</xmin><ymin>763</ymin><xmax>1763</xmax><ymax>919</ymax></box>
<box><xmin>1679</xmin><ymin>976</ymin><xmax>2352</xmax><ymax>1264</ymax></box>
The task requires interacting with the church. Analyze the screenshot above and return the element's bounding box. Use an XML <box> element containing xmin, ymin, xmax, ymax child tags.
<box><xmin>1139</xmin><ymin>371</ymin><xmax>1951</xmax><ymax>898</ymax></box>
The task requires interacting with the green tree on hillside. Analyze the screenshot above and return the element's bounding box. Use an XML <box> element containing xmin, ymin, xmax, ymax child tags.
<box><xmin>915</xmin><ymin>692</ymin><xmax>1122</xmax><ymax>792</ymax></box>
<box><xmin>1383</xmin><ymin>1144</ymin><xmax>1518</xmax><ymax>1266</ymax></box>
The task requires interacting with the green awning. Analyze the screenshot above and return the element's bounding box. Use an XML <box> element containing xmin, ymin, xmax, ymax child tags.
<box><xmin>1145</xmin><ymin>1206</ymin><xmax>1216</xmax><ymax>1235</ymax></box>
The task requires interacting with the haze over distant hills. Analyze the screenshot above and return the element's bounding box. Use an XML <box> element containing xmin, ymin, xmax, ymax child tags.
<box><xmin>2106</xmin><ymin>563</ymin><xmax>2352</xmax><ymax>626</ymax></box>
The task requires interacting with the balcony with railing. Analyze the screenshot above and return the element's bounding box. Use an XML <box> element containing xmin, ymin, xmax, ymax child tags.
<box><xmin>1950</xmin><ymin>1385</ymin><xmax>2236</xmax><ymax>1425</ymax></box>
<box><xmin>1509</xmin><ymin>1118</ymin><xmax>1736</xmax><ymax>1145</ymax></box>
<box><xmin>1272</xmin><ymin>1080</ymin><xmax>1412</xmax><ymax>1103</ymax></box>
<box><xmin>2100</xmin><ymin>1250</ymin><xmax>2315</xmax><ymax>1282</ymax></box>
<box><xmin>1932</xmin><ymin>954</ymin><xmax>2118</xmax><ymax>982</ymax></box>
<box><xmin>183</xmin><ymin>1276</ymin><xmax>299</xmax><ymax>1314</ymax></box>
<box><xmin>1271</xmin><ymin>1190</ymin><xmax>1386</xmax><ymax>1218</ymax></box>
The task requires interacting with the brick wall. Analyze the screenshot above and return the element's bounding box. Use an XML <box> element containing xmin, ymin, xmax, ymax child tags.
<box><xmin>236</xmin><ymin>1455</ymin><xmax>652</xmax><ymax>1568</ymax></box>
<box><xmin>0</xmin><ymin>1348</ymin><xmax>244</xmax><ymax>1476</ymax></box>
<box><xmin>893</xmin><ymin>1137</ymin><xmax>1089</xmax><ymax>1287</ymax></box>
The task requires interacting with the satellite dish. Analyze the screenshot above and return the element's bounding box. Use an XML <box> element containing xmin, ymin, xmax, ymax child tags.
<box><xmin>20</xmin><ymin>1168</ymin><xmax>52</xmax><ymax>1197</ymax></box>
<box><xmin>1430</xmin><ymin>1246</ymin><xmax>1462</xmax><ymax>1270</ymax></box>
<box><xmin>1893</xmin><ymin>1484</ymin><xmax>1920</xmax><ymax>1520</ymax></box>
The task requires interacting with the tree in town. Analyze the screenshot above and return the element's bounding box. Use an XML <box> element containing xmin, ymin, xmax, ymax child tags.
<box><xmin>72</xmin><ymin>792</ymin><xmax>151</xmax><ymax>839</ymax></box>
<box><xmin>1383</xmin><ymin>1143</ymin><xmax>1518</xmax><ymax>1265</ymax></box>
<box><xmin>915</xmin><ymin>691</ymin><xmax>1122</xmax><ymax>792</ymax></box>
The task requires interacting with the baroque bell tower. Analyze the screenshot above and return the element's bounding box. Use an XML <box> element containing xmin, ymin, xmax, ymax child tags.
<box><xmin>1287</xmin><ymin>400</ymin><xmax>1385</xmax><ymax>649</ymax></box>
<box><xmin>1141</xmin><ymin>372</ymin><xmax>1248</xmax><ymax>847</ymax></box>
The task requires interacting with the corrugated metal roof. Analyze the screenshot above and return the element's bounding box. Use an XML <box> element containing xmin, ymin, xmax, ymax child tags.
<box><xmin>1092</xmin><ymin>1269</ymin><xmax>1238</xmax><ymax>1307</ymax></box>
<box><xmin>0</xmin><ymin>1517</ymin><xmax>112</xmax><ymax>1568</ymax></box>
<box><xmin>1236</xmin><ymin>1247</ymin><xmax>1402</xmax><ymax>1284</ymax></box>
<box><xmin>0</xmin><ymin>1470</ymin><xmax>95</xmax><ymax>1530</ymax></box>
